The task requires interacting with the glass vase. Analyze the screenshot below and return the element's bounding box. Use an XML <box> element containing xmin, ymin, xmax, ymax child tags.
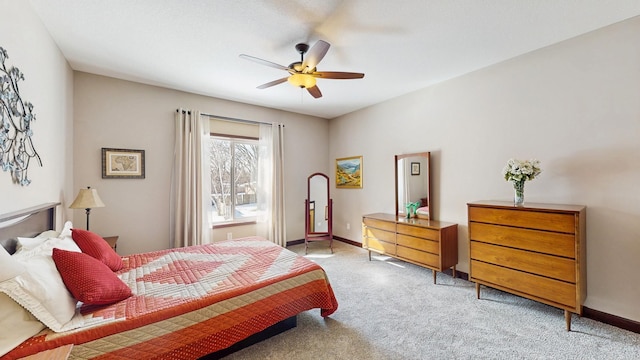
<box><xmin>513</xmin><ymin>181</ymin><xmax>525</xmax><ymax>206</ymax></box>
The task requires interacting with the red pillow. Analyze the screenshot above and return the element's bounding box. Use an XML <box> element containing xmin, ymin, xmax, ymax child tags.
<box><xmin>71</xmin><ymin>229</ymin><xmax>123</xmax><ymax>271</ymax></box>
<box><xmin>52</xmin><ymin>248</ymin><xmax>132</xmax><ymax>305</ymax></box>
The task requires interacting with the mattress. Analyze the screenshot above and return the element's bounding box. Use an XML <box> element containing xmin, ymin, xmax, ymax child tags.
<box><xmin>2</xmin><ymin>237</ymin><xmax>338</xmax><ymax>359</ymax></box>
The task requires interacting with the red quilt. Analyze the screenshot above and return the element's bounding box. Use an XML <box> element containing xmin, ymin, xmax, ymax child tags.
<box><xmin>3</xmin><ymin>237</ymin><xmax>338</xmax><ymax>359</ymax></box>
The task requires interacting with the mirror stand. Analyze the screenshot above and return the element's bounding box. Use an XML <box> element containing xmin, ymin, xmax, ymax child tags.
<box><xmin>304</xmin><ymin>173</ymin><xmax>333</xmax><ymax>254</ymax></box>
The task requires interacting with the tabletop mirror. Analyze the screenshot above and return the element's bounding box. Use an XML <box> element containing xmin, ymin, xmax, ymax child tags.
<box><xmin>395</xmin><ymin>152</ymin><xmax>431</xmax><ymax>220</ymax></box>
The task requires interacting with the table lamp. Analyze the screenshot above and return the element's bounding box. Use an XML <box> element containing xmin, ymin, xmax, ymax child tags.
<box><xmin>69</xmin><ymin>186</ymin><xmax>105</xmax><ymax>230</ymax></box>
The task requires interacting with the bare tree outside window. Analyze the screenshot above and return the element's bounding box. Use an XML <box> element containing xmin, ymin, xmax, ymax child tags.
<box><xmin>210</xmin><ymin>136</ymin><xmax>258</xmax><ymax>223</ymax></box>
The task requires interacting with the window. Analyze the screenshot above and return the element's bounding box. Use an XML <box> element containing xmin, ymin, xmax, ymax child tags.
<box><xmin>209</xmin><ymin>135</ymin><xmax>258</xmax><ymax>224</ymax></box>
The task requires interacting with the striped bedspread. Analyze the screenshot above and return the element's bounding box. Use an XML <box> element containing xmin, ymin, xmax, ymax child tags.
<box><xmin>3</xmin><ymin>237</ymin><xmax>338</xmax><ymax>359</ymax></box>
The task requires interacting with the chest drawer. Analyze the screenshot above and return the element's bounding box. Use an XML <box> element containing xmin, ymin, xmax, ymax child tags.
<box><xmin>469</xmin><ymin>207</ymin><xmax>576</xmax><ymax>233</ymax></box>
<box><xmin>470</xmin><ymin>241</ymin><xmax>576</xmax><ymax>283</ymax></box>
<box><xmin>471</xmin><ymin>260</ymin><xmax>576</xmax><ymax>308</ymax></box>
<box><xmin>469</xmin><ymin>222</ymin><xmax>576</xmax><ymax>258</ymax></box>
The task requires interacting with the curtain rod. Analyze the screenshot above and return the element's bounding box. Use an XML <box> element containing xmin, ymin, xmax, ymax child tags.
<box><xmin>176</xmin><ymin>109</ymin><xmax>283</xmax><ymax>127</ymax></box>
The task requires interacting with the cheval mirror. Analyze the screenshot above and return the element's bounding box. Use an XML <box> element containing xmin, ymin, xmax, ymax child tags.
<box><xmin>304</xmin><ymin>173</ymin><xmax>333</xmax><ymax>254</ymax></box>
<box><xmin>395</xmin><ymin>152</ymin><xmax>431</xmax><ymax>220</ymax></box>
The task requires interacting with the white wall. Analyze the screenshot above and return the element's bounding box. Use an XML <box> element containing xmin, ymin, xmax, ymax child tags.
<box><xmin>0</xmin><ymin>0</ymin><xmax>73</xmax><ymax>227</ymax></box>
<box><xmin>329</xmin><ymin>17</ymin><xmax>640</xmax><ymax>322</ymax></box>
<box><xmin>73</xmin><ymin>72</ymin><xmax>329</xmax><ymax>255</ymax></box>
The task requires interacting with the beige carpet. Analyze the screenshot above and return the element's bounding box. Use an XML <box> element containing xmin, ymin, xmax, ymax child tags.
<box><xmin>225</xmin><ymin>241</ymin><xmax>640</xmax><ymax>359</ymax></box>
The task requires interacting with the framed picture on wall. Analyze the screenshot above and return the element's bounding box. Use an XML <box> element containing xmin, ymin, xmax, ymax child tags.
<box><xmin>102</xmin><ymin>148</ymin><xmax>145</xmax><ymax>179</ymax></box>
<box><xmin>336</xmin><ymin>156</ymin><xmax>363</xmax><ymax>189</ymax></box>
<box><xmin>411</xmin><ymin>162</ymin><xmax>420</xmax><ymax>176</ymax></box>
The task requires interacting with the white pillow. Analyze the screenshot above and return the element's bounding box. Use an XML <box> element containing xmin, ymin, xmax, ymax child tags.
<box><xmin>0</xmin><ymin>241</ymin><xmax>84</xmax><ymax>332</ymax></box>
<box><xmin>16</xmin><ymin>236</ymin><xmax>48</xmax><ymax>253</ymax></box>
<box><xmin>15</xmin><ymin>236</ymin><xmax>81</xmax><ymax>258</ymax></box>
<box><xmin>0</xmin><ymin>246</ymin><xmax>25</xmax><ymax>282</ymax></box>
<box><xmin>59</xmin><ymin>220</ymin><xmax>73</xmax><ymax>238</ymax></box>
<box><xmin>14</xmin><ymin>227</ymin><xmax>64</xmax><ymax>253</ymax></box>
<box><xmin>37</xmin><ymin>229</ymin><xmax>61</xmax><ymax>239</ymax></box>
<box><xmin>0</xmin><ymin>293</ymin><xmax>45</xmax><ymax>357</ymax></box>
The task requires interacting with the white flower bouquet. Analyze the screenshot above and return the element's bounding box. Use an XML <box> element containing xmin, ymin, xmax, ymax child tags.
<box><xmin>502</xmin><ymin>158</ymin><xmax>542</xmax><ymax>183</ymax></box>
<box><xmin>503</xmin><ymin>158</ymin><xmax>541</xmax><ymax>205</ymax></box>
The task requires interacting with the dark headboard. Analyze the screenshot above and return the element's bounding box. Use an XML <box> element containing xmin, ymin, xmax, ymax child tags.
<box><xmin>0</xmin><ymin>203</ymin><xmax>59</xmax><ymax>254</ymax></box>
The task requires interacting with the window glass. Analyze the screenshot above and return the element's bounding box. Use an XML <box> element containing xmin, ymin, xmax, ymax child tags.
<box><xmin>210</xmin><ymin>136</ymin><xmax>258</xmax><ymax>224</ymax></box>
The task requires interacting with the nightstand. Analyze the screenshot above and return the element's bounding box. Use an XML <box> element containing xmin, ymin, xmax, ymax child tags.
<box><xmin>102</xmin><ymin>236</ymin><xmax>119</xmax><ymax>252</ymax></box>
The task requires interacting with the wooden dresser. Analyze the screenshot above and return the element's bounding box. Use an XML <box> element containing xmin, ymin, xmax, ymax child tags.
<box><xmin>362</xmin><ymin>213</ymin><xmax>458</xmax><ymax>284</ymax></box>
<box><xmin>467</xmin><ymin>201</ymin><xmax>586</xmax><ymax>330</ymax></box>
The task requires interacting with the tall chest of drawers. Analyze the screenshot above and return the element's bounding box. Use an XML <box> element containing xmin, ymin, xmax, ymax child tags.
<box><xmin>467</xmin><ymin>201</ymin><xmax>586</xmax><ymax>330</ymax></box>
<box><xmin>362</xmin><ymin>213</ymin><xmax>458</xmax><ymax>284</ymax></box>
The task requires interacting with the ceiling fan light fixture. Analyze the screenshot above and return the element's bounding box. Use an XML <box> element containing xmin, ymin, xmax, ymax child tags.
<box><xmin>241</xmin><ymin>40</ymin><xmax>363</xmax><ymax>98</ymax></box>
<box><xmin>288</xmin><ymin>73</ymin><xmax>316</xmax><ymax>89</ymax></box>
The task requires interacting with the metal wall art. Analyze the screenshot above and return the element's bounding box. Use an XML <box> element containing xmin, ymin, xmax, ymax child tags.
<box><xmin>0</xmin><ymin>46</ymin><xmax>41</xmax><ymax>186</ymax></box>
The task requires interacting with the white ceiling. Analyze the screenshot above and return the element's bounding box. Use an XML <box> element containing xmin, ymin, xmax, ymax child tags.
<box><xmin>29</xmin><ymin>0</ymin><xmax>640</xmax><ymax>119</ymax></box>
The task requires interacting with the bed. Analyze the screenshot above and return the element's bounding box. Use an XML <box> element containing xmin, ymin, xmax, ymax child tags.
<box><xmin>0</xmin><ymin>203</ymin><xmax>338</xmax><ymax>359</ymax></box>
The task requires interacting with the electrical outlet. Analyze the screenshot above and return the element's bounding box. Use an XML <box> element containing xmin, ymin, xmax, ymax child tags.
<box><xmin>227</xmin><ymin>232</ymin><xmax>232</xmax><ymax>240</ymax></box>
<box><xmin>346</xmin><ymin>223</ymin><xmax>351</xmax><ymax>230</ymax></box>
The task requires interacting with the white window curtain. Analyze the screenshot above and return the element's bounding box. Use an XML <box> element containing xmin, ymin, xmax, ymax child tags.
<box><xmin>170</xmin><ymin>109</ymin><xmax>211</xmax><ymax>248</ymax></box>
<box><xmin>256</xmin><ymin>123</ymin><xmax>286</xmax><ymax>247</ymax></box>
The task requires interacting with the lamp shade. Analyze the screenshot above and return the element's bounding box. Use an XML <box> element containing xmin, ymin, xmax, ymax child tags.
<box><xmin>69</xmin><ymin>187</ymin><xmax>105</xmax><ymax>209</ymax></box>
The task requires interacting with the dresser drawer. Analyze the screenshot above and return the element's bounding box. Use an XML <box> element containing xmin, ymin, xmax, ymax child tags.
<box><xmin>363</xmin><ymin>226</ymin><xmax>395</xmax><ymax>243</ymax></box>
<box><xmin>470</xmin><ymin>241</ymin><xmax>576</xmax><ymax>283</ymax></box>
<box><xmin>363</xmin><ymin>217</ymin><xmax>396</xmax><ymax>232</ymax></box>
<box><xmin>471</xmin><ymin>260</ymin><xmax>576</xmax><ymax>308</ymax></box>
<box><xmin>397</xmin><ymin>234</ymin><xmax>439</xmax><ymax>254</ymax></box>
<box><xmin>469</xmin><ymin>207</ymin><xmax>576</xmax><ymax>234</ymax></box>
<box><xmin>397</xmin><ymin>224</ymin><xmax>440</xmax><ymax>240</ymax></box>
<box><xmin>469</xmin><ymin>222</ymin><xmax>576</xmax><ymax>258</ymax></box>
<box><xmin>397</xmin><ymin>246</ymin><xmax>439</xmax><ymax>268</ymax></box>
<box><xmin>364</xmin><ymin>235</ymin><xmax>396</xmax><ymax>255</ymax></box>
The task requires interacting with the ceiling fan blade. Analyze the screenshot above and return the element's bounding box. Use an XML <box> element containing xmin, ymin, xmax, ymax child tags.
<box><xmin>307</xmin><ymin>85</ymin><xmax>322</xmax><ymax>98</ymax></box>
<box><xmin>257</xmin><ymin>77</ymin><xmax>289</xmax><ymax>89</ymax></box>
<box><xmin>301</xmin><ymin>40</ymin><xmax>330</xmax><ymax>73</ymax></box>
<box><xmin>239</xmin><ymin>54</ymin><xmax>289</xmax><ymax>71</ymax></box>
<box><xmin>312</xmin><ymin>71</ymin><xmax>365</xmax><ymax>79</ymax></box>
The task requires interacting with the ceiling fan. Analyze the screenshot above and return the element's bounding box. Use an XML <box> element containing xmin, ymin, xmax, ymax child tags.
<box><xmin>239</xmin><ymin>40</ymin><xmax>364</xmax><ymax>98</ymax></box>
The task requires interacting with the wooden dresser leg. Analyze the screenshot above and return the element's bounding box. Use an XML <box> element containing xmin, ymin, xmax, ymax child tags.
<box><xmin>565</xmin><ymin>310</ymin><xmax>571</xmax><ymax>331</ymax></box>
<box><xmin>368</xmin><ymin>250</ymin><xmax>371</xmax><ymax>261</ymax></box>
<box><xmin>476</xmin><ymin>283</ymin><xmax>480</xmax><ymax>299</ymax></box>
<box><xmin>452</xmin><ymin>266</ymin><xmax>456</xmax><ymax>279</ymax></box>
<box><xmin>433</xmin><ymin>270</ymin><xmax>437</xmax><ymax>284</ymax></box>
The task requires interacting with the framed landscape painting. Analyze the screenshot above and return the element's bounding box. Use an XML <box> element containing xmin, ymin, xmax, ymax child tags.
<box><xmin>336</xmin><ymin>156</ymin><xmax>362</xmax><ymax>189</ymax></box>
<box><xmin>102</xmin><ymin>148</ymin><xmax>145</xmax><ymax>179</ymax></box>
